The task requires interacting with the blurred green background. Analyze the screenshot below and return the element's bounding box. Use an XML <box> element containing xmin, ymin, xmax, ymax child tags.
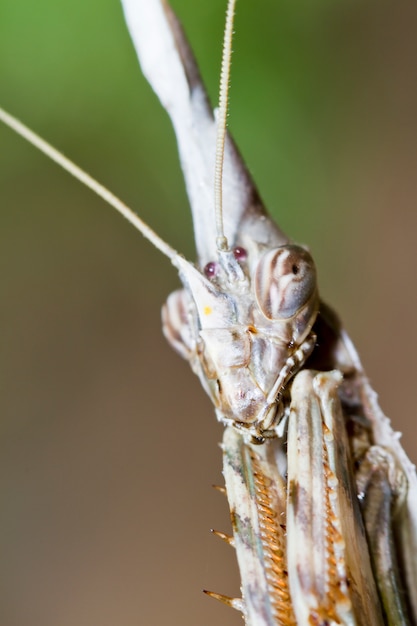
<box><xmin>1</xmin><ymin>1</ymin><xmax>417</xmax><ymax>625</ymax></box>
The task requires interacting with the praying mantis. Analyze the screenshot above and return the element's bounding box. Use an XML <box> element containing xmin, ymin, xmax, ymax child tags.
<box><xmin>1</xmin><ymin>1</ymin><xmax>417</xmax><ymax>624</ymax></box>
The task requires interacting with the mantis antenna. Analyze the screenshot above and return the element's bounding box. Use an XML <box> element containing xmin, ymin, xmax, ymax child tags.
<box><xmin>0</xmin><ymin>106</ymin><xmax>178</xmax><ymax>263</ymax></box>
<box><xmin>214</xmin><ymin>0</ymin><xmax>237</xmax><ymax>253</ymax></box>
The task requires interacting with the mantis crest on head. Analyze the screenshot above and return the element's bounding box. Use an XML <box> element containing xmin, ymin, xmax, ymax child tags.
<box><xmin>1</xmin><ymin>1</ymin><xmax>417</xmax><ymax>625</ymax></box>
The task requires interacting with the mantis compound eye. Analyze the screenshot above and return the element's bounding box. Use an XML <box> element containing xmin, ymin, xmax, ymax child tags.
<box><xmin>254</xmin><ymin>245</ymin><xmax>317</xmax><ymax>321</ymax></box>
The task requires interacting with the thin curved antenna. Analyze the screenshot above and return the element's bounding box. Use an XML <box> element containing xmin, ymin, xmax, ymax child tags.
<box><xmin>0</xmin><ymin>107</ymin><xmax>178</xmax><ymax>263</ymax></box>
<box><xmin>214</xmin><ymin>0</ymin><xmax>237</xmax><ymax>252</ymax></box>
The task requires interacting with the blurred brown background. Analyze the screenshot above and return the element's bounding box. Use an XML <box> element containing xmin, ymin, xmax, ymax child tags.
<box><xmin>1</xmin><ymin>1</ymin><xmax>417</xmax><ymax>625</ymax></box>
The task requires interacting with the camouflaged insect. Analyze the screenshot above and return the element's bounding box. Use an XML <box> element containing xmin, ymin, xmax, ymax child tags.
<box><xmin>121</xmin><ymin>1</ymin><xmax>417</xmax><ymax>624</ymax></box>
